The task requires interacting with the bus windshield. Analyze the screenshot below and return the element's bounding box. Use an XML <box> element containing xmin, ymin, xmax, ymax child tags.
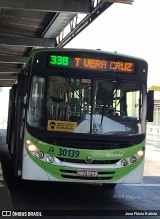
<box><xmin>27</xmin><ymin>75</ymin><xmax>146</xmax><ymax>136</ymax></box>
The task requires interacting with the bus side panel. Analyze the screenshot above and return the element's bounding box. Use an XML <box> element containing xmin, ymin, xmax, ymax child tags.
<box><xmin>122</xmin><ymin>160</ymin><xmax>144</xmax><ymax>183</ymax></box>
<box><xmin>6</xmin><ymin>85</ymin><xmax>17</xmax><ymax>153</ymax></box>
<box><xmin>22</xmin><ymin>146</ymin><xmax>58</xmax><ymax>181</ymax></box>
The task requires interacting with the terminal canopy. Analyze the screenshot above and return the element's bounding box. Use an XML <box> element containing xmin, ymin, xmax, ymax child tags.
<box><xmin>102</xmin><ymin>0</ymin><xmax>134</xmax><ymax>4</ymax></box>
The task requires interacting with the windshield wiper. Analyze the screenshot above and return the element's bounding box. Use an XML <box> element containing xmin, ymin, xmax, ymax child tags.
<box><xmin>104</xmin><ymin>131</ymin><xmax>129</xmax><ymax>135</ymax></box>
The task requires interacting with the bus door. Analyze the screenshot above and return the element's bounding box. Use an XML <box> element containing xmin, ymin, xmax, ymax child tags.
<box><xmin>6</xmin><ymin>84</ymin><xmax>17</xmax><ymax>154</ymax></box>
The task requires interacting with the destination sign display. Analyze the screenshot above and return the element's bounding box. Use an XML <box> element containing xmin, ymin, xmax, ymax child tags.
<box><xmin>48</xmin><ymin>55</ymin><xmax>135</xmax><ymax>74</ymax></box>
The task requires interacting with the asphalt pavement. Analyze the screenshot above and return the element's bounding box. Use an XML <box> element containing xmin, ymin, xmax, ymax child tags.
<box><xmin>0</xmin><ymin>162</ymin><xmax>12</xmax><ymax>210</ymax></box>
<box><xmin>0</xmin><ymin>129</ymin><xmax>12</xmax><ymax>211</ymax></box>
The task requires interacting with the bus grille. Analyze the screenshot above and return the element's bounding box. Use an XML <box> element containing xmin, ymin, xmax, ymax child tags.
<box><xmin>60</xmin><ymin>169</ymin><xmax>115</xmax><ymax>180</ymax></box>
<box><xmin>58</xmin><ymin>157</ymin><xmax>120</xmax><ymax>164</ymax></box>
<box><xmin>61</xmin><ymin>175</ymin><xmax>113</xmax><ymax>180</ymax></box>
<box><xmin>53</xmin><ymin>139</ymin><xmax>131</xmax><ymax>150</ymax></box>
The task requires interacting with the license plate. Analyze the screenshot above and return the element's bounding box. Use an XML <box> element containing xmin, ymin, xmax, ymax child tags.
<box><xmin>77</xmin><ymin>169</ymin><xmax>98</xmax><ymax>177</ymax></box>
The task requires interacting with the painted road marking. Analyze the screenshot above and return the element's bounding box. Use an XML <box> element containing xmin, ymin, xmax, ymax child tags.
<box><xmin>124</xmin><ymin>184</ymin><xmax>160</xmax><ymax>187</ymax></box>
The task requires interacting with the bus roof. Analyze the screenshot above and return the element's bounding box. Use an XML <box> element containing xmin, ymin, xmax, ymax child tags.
<box><xmin>24</xmin><ymin>48</ymin><xmax>147</xmax><ymax>68</ymax></box>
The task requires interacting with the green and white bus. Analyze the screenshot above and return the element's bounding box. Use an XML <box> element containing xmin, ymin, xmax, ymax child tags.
<box><xmin>6</xmin><ymin>48</ymin><xmax>154</xmax><ymax>188</ymax></box>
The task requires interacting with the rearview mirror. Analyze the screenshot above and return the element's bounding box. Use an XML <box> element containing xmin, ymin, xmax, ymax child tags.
<box><xmin>147</xmin><ymin>90</ymin><xmax>154</xmax><ymax>122</ymax></box>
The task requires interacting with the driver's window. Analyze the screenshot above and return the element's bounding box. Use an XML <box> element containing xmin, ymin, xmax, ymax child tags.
<box><xmin>127</xmin><ymin>91</ymin><xmax>139</xmax><ymax>118</ymax></box>
<box><xmin>27</xmin><ymin>76</ymin><xmax>45</xmax><ymax>127</ymax></box>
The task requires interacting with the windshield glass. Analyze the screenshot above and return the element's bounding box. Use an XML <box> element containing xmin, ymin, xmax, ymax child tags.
<box><xmin>27</xmin><ymin>75</ymin><xmax>146</xmax><ymax>136</ymax></box>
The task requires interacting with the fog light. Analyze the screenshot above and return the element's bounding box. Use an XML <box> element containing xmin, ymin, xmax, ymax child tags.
<box><xmin>27</xmin><ymin>144</ymin><xmax>37</xmax><ymax>152</ymax></box>
<box><xmin>36</xmin><ymin>151</ymin><xmax>44</xmax><ymax>159</ymax></box>
<box><xmin>46</xmin><ymin>156</ymin><xmax>54</xmax><ymax>163</ymax></box>
<box><xmin>137</xmin><ymin>150</ymin><xmax>144</xmax><ymax>158</ymax></box>
<box><xmin>130</xmin><ymin>156</ymin><xmax>137</xmax><ymax>163</ymax></box>
<box><xmin>121</xmin><ymin>159</ymin><xmax>128</xmax><ymax>166</ymax></box>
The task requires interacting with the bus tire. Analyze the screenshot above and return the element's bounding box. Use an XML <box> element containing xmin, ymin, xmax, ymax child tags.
<box><xmin>102</xmin><ymin>183</ymin><xmax>116</xmax><ymax>189</ymax></box>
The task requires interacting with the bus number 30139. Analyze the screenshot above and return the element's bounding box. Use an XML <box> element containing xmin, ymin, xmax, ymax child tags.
<box><xmin>58</xmin><ymin>148</ymin><xmax>80</xmax><ymax>158</ymax></box>
<box><xmin>48</xmin><ymin>147</ymin><xmax>80</xmax><ymax>158</ymax></box>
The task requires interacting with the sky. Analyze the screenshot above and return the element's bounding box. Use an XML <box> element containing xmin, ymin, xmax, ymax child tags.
<box><xmin>66</xmin><ymin>0</ymin><xmax>160</xmax><ymax>87</ymax></box>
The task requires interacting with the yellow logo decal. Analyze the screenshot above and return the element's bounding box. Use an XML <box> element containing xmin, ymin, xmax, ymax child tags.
<box><xmin>47</xmin><ymin>120</ymin><xmax>77</xmax><ymax>132</ymax></box>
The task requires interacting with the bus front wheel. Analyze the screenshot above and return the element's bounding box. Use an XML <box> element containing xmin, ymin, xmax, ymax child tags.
<box><xmin>102</xmin><ymin>183</ymin><xmax>116</xmax><ymax>189</ymax></box>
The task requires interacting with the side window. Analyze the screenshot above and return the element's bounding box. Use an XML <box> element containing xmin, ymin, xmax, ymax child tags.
<box><xmin>27</xmin><ymin>77</ymin><xmax>45</xmax><ymax>127</ymax></box>
<box><xmin>127</xmin><ymin>91</ymin><xmax>140</xmax><ymax>118</ymax></box>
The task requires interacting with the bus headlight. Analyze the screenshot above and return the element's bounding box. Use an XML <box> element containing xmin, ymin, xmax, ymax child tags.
<box><xmin>46</xmin><ymin>156</ymin><xmax>54</xmax><ymax>163</ymax></box>
<box><xmin>36</xmin><ymin>151</ymin><xmax>44</xmax><ymax>159</ymax></box>
<box><xmin>130</xmin><ymin>156</ymin><xmax>137</xmax><ymax>163</ymax></box>
<box><xmin>26</xmin><ymin>140</ymin><xmax>37</xmax><ymax>152</ymax></box>
<box><xmin>27</xmin><ymin>144</ymin><xmax>37</xmax><ymax>152</ymax></box>
<box><xmin>121</xmin><ymin>159</ymin><xmax>128</xmax><ymax>166</ymax></box>
<box><xmin>137</xmin><ymin>150</ymin><xmax>144</xmax><ymax>158</ymax></box>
